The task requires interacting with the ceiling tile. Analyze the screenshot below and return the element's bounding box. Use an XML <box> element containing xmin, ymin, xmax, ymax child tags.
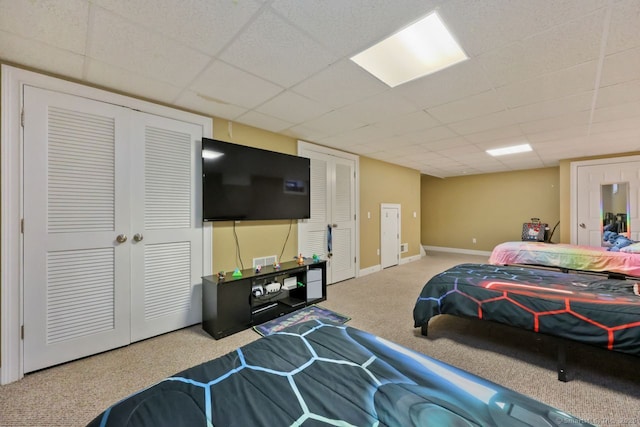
<box><xmin>605</xmin><ymin>0</ymin><xmax>640</xmax><ymax>54</ymax></box>
<box><xmin>318</xmin><ymin>124</ymin><xmax>395</xmax><ymax>147</ymax></box>
<box><xmin>190</xmin><ymin>61</ymin><xmax>283</xmax><ymax>109</ymax></box>
<box><xmin>299</xmin><ymin>110</ymin><xmax>366</xmax><ymax>137</ymax></box>
<box><xmin>219</xmin><ymin>9</ymin><xmax>337</xmax><ymax>88</ymax></box>
<box><xmin>235</xmin><ymin>110</ymin><xmax>295</xmax><ymax>133</ymax></box>
<box><xmin>256</xmin><ymin>91</ymin><xmax>331</xmax><ymax>124</ymax></box>
<box><xmin>88</xmin><ymin>7</ymin><xmax>210</xmax><ymax>86</ymax></box>
<box><xmin>283</xmin><ymin>125</ymin><xmax>333</xmax><ymax>143</ymax></box>
<box><xmin>85</xmin><ymin>59</ymin><xmax>182</xmax><ymax>104</ymax></box>
<box><xmin>92</xmin><ymin>0</ymin><xmax>262</xmax><ymax>55</ymax></box>
<box><xmin>394</xmin><ymin>59</ymin><xmax>494</xmax><ymax>109</ymax></box>
<box><xmin>497</xmin><ymin>61</ymin><xmax>598</xmax><ymax>109</ymax></box>
<box><xmin>421</xmin><ymin>136</ymin><xmax>470</xmax><ymax>151</ymax></box>
<box><xmin>0</xmin><ymin>0</ymin><xmax>88</xmax><ymax>54</ymax></box>
<box><xmin>463</xmin><ymin>125</ymin><xmax>524</xmax><ymax>144</ymax></box>
<box><xmin>292</xmin><ymin>60</ymin><xmax>388</xmax><ymax>109</ymax></box>
<box><xmin>404</xmin><ymin>126</ymin><xmax>458</xmax><ymax>144</ymax></box>
<box><xmin>426</xmin><ymin>90</ymin><xmax>506</xmax><ymax>123</ymax></box>
<box><xmin>479</xmin><ymin>8</ymin><xmax>605</xmax><ymax>87</ymax></box>
<box><xmin>174</xmin><ymin>90</ymin><xmax>248</xmax><ymax>121</ymax></box>
<box><xmin>525</xmin><ymin>125</ymin><xmax>589</xmax><ymax>144</ymax></box>
<box><xmin>518</xmin><ymin>111</ymin><xmax>590</xmax><ymax>134</ymax></box>
<box><xmin>440</xmin><ymin>0</ymin><xmax>608</xmax><ymax>56</ymax></box>
<box><xmin>510</xmin><ymin>92</ymin><xmax>594</xmax><ymax>124</ymax></box>
<box><xmin>595</xmin><ymin>80</ymin><xmax>640</xmax><ymax>109</ymax></box>
<box><xmin>374</xmin><ymin>111</ymin><xmax>440</xmax><ymax>135</ymax></box>
<box><xmin>592</xmin><ymin>100</ymin><xmax>640</xmax><ymax>122</ymax></box>
<box><xmin>600</xmin><ymin>46</ymin><xmax>640</xmax><ymax>87</ymax></box>
<box><xmin>0</xmin><ymin>30</ymin><xmax>85</xmax><ymax>79</ymax></box>
<box><xmin>270</xmin><ymin>0</ymin><xmax>441</xmax><ymax>57</ymax></box>
<box><xmin>447</xmin><ymin>110</ymin><xmax>517</xmax><ymax>135</ymax></box>
<box><xmin>336</xmin><ymin>91</ymin><xmax>419</xmax><ymax>125</ymax></box>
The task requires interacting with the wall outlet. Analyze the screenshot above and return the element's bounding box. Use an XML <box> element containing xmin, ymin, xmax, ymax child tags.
<box><xmin>376</xmin><ymin>248</ymin><xmax>380</xmax><ymax>256</ymax></box>
<box><xmin>472</xmin><ymin>238</ymin><xmax>477</xmax><ymax>244</ymax></box>
<box><xmin>400</xmin><ymin>243</ymin><xmax>408</xmax><ymax>253</ymax></box>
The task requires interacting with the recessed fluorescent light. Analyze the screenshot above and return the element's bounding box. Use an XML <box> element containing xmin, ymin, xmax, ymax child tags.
<box><xmin>486</xmin><ymin>143</ymin><xmax>532</xmax><ymax>157</ymax></box>
<box><xmin>350</xmin><ymin>11</ymin><xmax>468</xmax><ymax>88</ymax></box>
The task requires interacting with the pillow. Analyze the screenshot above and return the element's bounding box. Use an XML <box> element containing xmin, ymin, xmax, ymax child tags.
<box><xmin>620</xmin><ymin>242</ymin><xmax>640</xmax><ymax>253</ymax></box>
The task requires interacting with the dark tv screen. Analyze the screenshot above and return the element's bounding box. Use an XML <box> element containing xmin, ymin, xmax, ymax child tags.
<box><xmin>202</xmin><ymin>138</ymin><xmax>311</xmax><ymax>221</ymax></box>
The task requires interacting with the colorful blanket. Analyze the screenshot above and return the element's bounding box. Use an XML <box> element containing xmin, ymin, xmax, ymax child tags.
<box><xmin>489</xmin><ymin>241</ymin><xmax>640</xmax><ymax>278</ymax></box>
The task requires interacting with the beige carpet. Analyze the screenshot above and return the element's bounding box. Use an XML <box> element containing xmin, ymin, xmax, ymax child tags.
<box><xmin>1</xmin><ymin>251</ymin><xmax>639</xmax><ymax>426</ymax></box>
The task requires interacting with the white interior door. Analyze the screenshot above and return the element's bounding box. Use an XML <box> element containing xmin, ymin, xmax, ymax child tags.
<box><xmin>575</xmin><ymin>160</ymin><xmax>640</xmax><ymax>246</ymax></box>
<box><xmin>381</xmin><ymin>204</ymin><xmax>400</xmax><ymax>269</ymax></box>
<box><xmin>298</xmin><ymin>143</ymin><xmax>357</xmax><ymax>284</ymax></box>
<box><xmin>129</xmin><ymin>112</ymin><xmax>203</xmax><ymax>342</ymax></box>
<box><xmin>23</xmin><ymin>86</ymin><xmax>131</xmax><ymax>372</ymax></box>
<box><xmin>330</xmin><ymin>157</ymin><xmax>356</xmax><ymax>283</ymax></box>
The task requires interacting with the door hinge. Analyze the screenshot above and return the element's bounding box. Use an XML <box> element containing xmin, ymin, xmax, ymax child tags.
<box><xmin>21</xmin><ymin>325</ymin><xmax>24</xmax><ymax>340</ymax></box>
<box><xmin>21</xmin><ymin>218</ymin><xmax>24</xmax><ymax>233</ymax></box>
<box><xmin>21</xmin><ymin>108</ymin><xmax>24</xmax><ymax>127</ymax></box>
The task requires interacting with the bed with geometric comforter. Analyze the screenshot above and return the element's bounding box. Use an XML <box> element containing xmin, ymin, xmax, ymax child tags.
<box><xmin>87</xmin><ymin>320</ymin><xmax>592</xmax><ymax>426</ymax></box>
<box><xmin>414</xmin><ymin>263</ymin><xmax>640</xmax><ymax>356</ymax></box>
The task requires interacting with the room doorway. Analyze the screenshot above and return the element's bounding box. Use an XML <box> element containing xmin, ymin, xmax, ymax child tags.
<box><xmin>381</xmin><ymin>204</ymin><xmax>400</xmax><ymax>269</ymax></box>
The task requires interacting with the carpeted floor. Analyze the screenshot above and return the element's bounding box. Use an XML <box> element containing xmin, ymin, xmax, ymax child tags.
<box><xmin>1</xmin><ymin>251</ymin><xmax>639</xmax><ymax>426</ymax></box>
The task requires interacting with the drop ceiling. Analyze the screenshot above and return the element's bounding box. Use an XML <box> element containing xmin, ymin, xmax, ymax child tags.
<box><xmin>2</xmin><ymin>0</ymin><xmax>639</xmax><ymax>178</ymax></box>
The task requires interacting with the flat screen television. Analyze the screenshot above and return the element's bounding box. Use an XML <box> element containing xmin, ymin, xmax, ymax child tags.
<box><xmin>202</xmin><ymin>138</ymin><xmax>311</xmax><ymax>221</ymax></box>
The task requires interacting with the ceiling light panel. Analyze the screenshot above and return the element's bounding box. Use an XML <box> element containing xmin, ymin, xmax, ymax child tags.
<box><xmin>350</xmin><ymin>11</ymin><xmax>468</xmax><ymax>87</ymax></box>
<box><xmin>486</xmin><ymin>143</ymin><xmax>533</xmax><ymax>156</ymax></box>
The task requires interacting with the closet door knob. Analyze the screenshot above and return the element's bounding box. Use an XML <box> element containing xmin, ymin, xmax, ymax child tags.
<box><xmin>579</xmin><ymin>223</ymin><xmax>586</xmax><ymax>229</ymax></box>
<box><xmin>116</xmin><ymin>234</ymin><xmax>128</xmax><ymax>243</ymax></box>
<box><xmin>133</xmin><ymin>233</ymin><xmax>144</xmax><ymax>242</ymax></box>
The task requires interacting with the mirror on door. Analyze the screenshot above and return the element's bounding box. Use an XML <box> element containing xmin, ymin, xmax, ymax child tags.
<box><xmin>602</xmin><ymin>182</ymin><xmax>629</xmax><ymax>247</ymax></box>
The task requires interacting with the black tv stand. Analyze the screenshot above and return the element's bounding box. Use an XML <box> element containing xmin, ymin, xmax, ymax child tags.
<box><xmin>202</xmin><ymin>259</ymin><xmax>327</xmax><ymax>339</ymax></box>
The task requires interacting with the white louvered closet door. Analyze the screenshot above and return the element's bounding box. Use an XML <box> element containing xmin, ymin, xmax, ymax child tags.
<box><xmin>330</xmin><ymin>157</ymin><xmax>356</xmax><ymax>283</ymax></box>
<box><xmin>298</xmin><ymin>147</ymin><xmax>356</xmax><ymax>284</ymax></box>
<box><xmin>23</xmin><ymin>86</ymin><xmax>131</xmax><ymax>373</ymax></box>
<box><xmin>299</xmin><ymin>155</ymin><xmax>331</xmax><ymax>262</ymax></box>
<box><xmin>129</xmin><ymin>112</ymin><xmax>203</xmax><ymax>342</ymax></box>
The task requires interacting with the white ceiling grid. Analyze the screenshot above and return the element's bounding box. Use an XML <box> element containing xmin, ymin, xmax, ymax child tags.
<box><xmin>1</xmin><ymin>0</ymin><xmax>639</xmax><ymax>177</ymax></box>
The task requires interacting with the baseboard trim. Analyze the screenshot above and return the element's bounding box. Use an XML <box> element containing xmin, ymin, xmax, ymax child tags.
<box><xmin>400</xmin><ymin>254</ymin><xmax>422</xmax><ymax>264</ymax></box>
<box><xmin>422</xmin><ymin>245</ymin><xmax>492</xmax><ymax>257</ymax></box>
<box><xmin>359</xmin><ymin>265</ymin><xmax>381</xmax><ymax>277</ymax></box>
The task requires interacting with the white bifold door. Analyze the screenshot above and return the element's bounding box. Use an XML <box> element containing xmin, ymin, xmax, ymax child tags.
<box><xmin>23</xmin><ymin>86</ymin><xmax>203</xmax><ymax>373</ymax></box>
<box><xmin>298</xmin><ymin>144</ymin><xmax>357</xmax><ymax>284</ymax></box>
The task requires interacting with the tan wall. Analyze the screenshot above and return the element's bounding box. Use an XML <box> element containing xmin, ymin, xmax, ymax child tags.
<box><xmin>421</xmin><ymin>168</ymin><xmax>560</xmax><ymax>251</ymax></box>
<box><xmin>210</xmin><ymin>120</ymin><xmax>301</xmax><ymax>273</ymax></box>
<box><xmin>359</xmin><ymin>157</ymin><xmax>421</xmax><ymax>268</ymax></box>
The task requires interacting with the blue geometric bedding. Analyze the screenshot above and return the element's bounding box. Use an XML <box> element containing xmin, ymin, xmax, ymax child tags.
<box><xmin>87</xmin><ymin>320</ymin><xmax>592</xmax><ymax>426</ymax></box>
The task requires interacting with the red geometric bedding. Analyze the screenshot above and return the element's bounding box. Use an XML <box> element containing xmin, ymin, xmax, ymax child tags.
<box><xmin>413</xmin><ymin>263</ymin><xmax>640</xmax><ymax>355</ymax></box>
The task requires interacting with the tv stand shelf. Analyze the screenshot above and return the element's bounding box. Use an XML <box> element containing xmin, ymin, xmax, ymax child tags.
<box><xmin>202</xmin><ymin>259</ymin><xmax>327</xmax><ymax>339</ymax></box>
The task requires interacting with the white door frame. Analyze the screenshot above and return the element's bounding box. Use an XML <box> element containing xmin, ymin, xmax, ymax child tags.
<box><xmin>297</xmin><ymin>141</ymin><xmax>360</xmax><ymax>281</ymax></box>
<box><xmin>380</xmin><ymin>203</ymin><xmax>400</xmax><ymax>269</ymax></box>
<box><xmin>0</xmin><ymin>65</ymin><xmax>213</xmax><ymax>384</ymax></box>
<box><xmin>570</xmin><ymin>155</ymin><xmax>640</xmax><ymax>245</ymax></box>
